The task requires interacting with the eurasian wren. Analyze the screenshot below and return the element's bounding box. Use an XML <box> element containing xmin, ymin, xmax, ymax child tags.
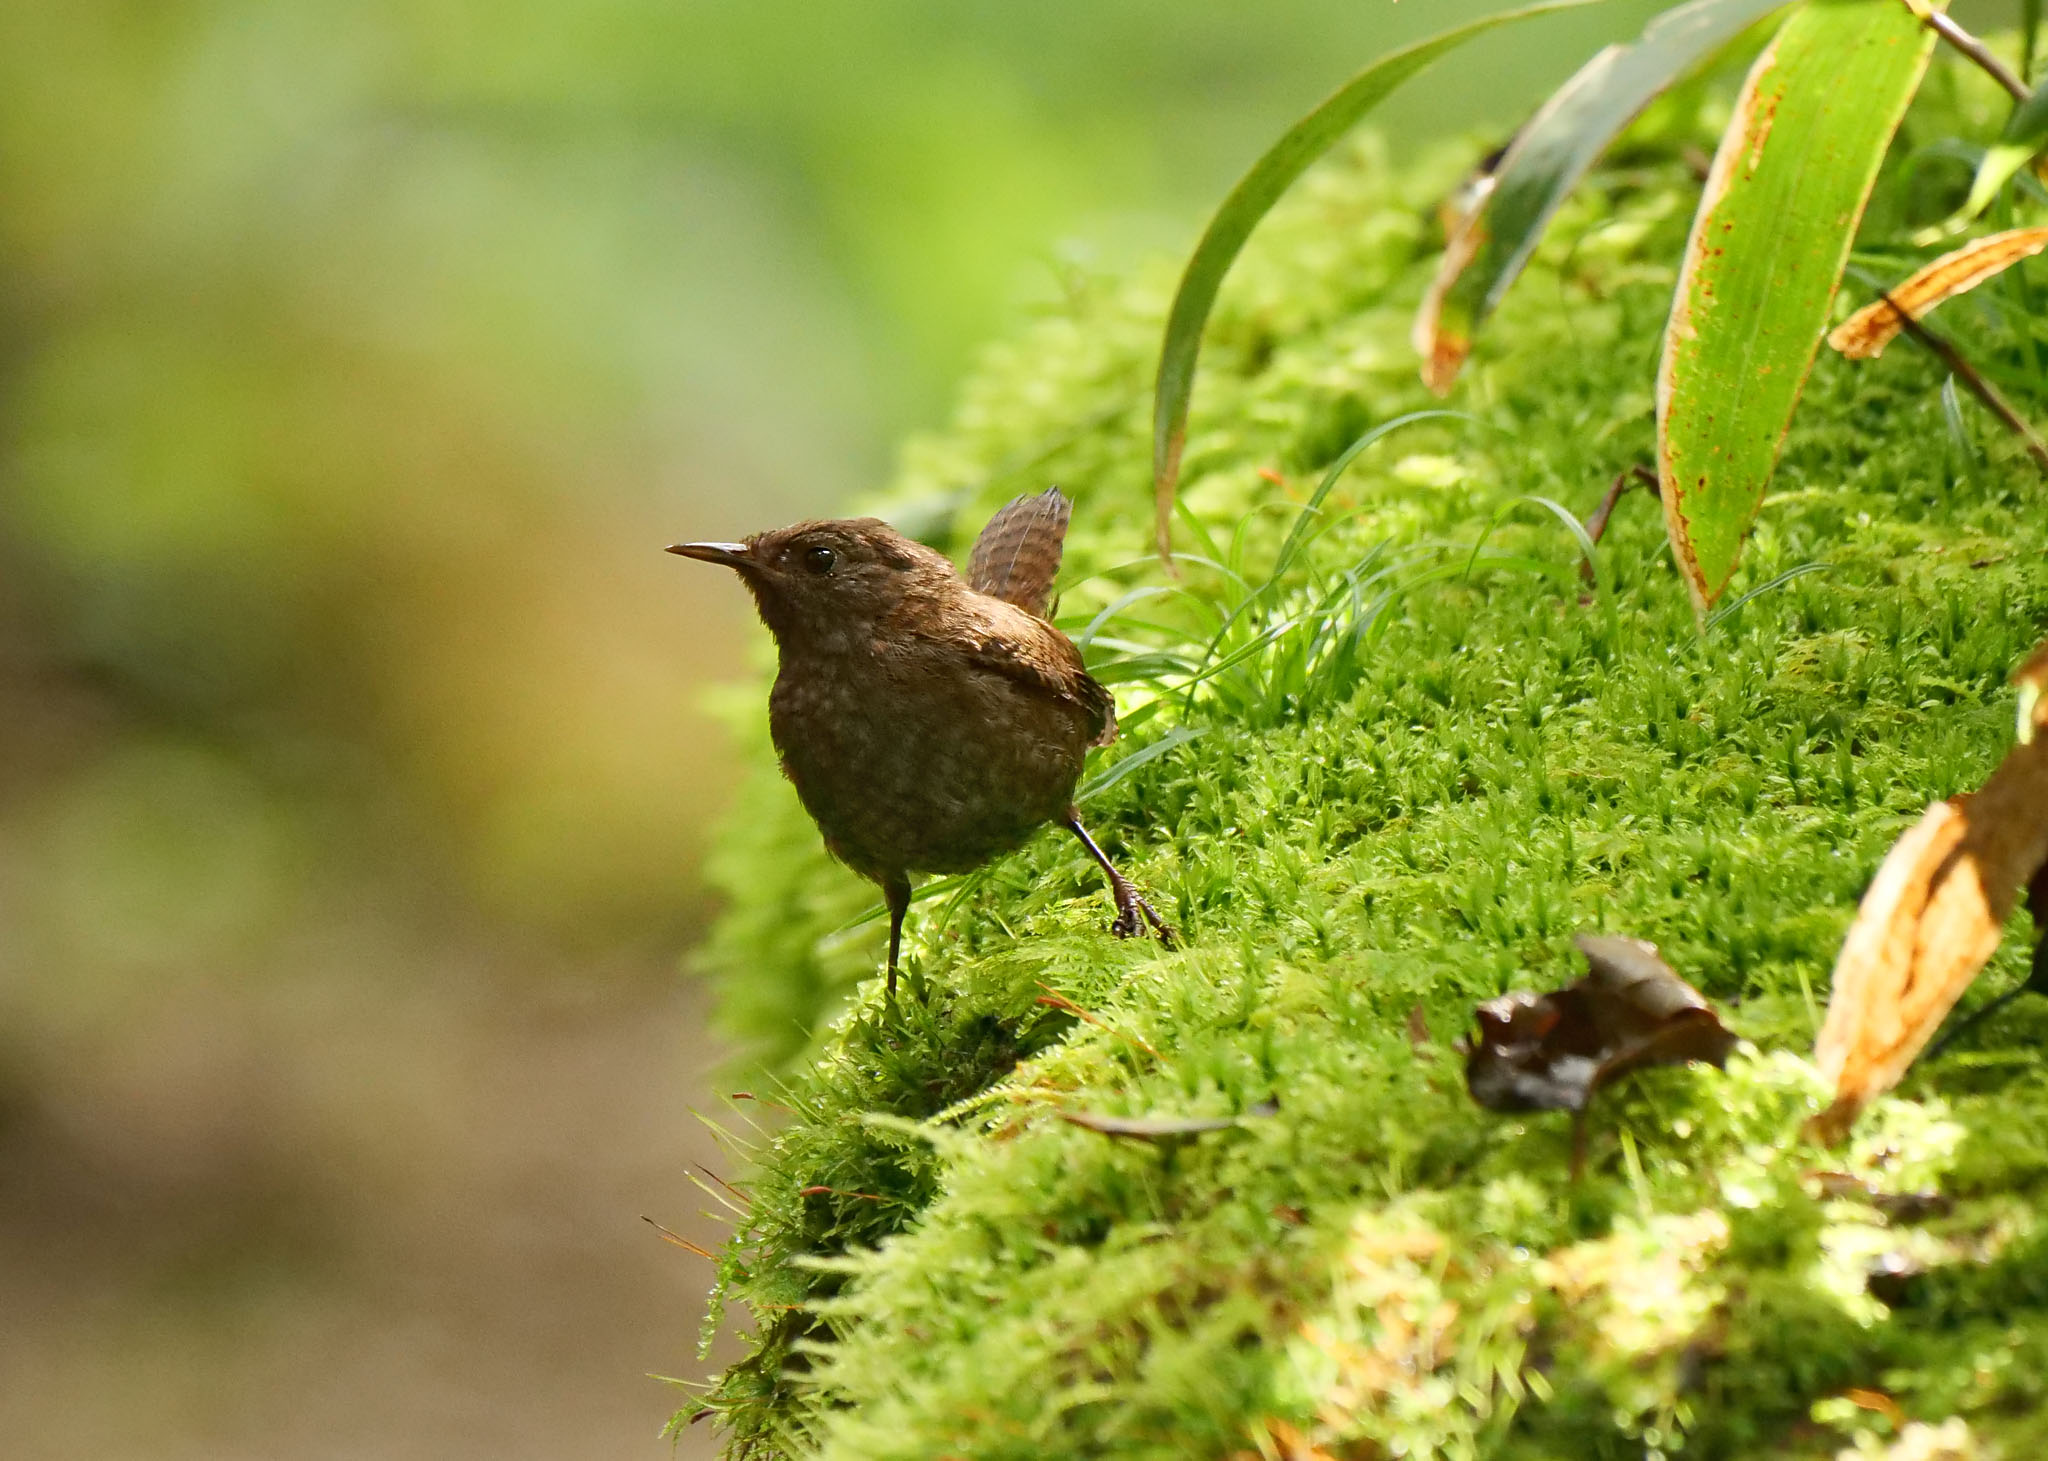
<box><xmin>670</xmin><ymin>487</ymin><xmax>1170</xmax><ymax>995</ymax></box>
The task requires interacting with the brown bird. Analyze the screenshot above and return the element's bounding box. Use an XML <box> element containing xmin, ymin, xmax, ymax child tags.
<box><xmin>669</xmin><ymin>487</ymin><xmax>1171</xmax><ymax>996</ymax></box>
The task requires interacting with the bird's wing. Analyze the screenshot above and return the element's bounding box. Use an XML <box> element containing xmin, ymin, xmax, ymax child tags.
<box><xmin>968</xmin><ymin>635</ymin><xmax>1117</xmax><ymax>748</ymax></box>
<box><xmin>966</xmin><ymin>487</ymin><xmax>1070</xmax><ymax>619</ymax></box>
<box><xmin>922</xmin><ymin>597</ymin><xmax>1116</xmax><ymax>748</ymax></box>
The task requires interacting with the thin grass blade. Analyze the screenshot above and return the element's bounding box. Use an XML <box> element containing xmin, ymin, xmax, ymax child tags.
<box><xmin>1077</xmin><ymin>726</ymin><xmax>1208</xmax><ymax>803</ymax></box>
<box><xmin>1702</xmin><ymin>561</ymin><xmax>1834</xmax><ymax>631</ymax></box>
<box><xmin>1150</xmin><ymin>0</ymin><xmax>1599</xmax><ymax>562</ymax></box>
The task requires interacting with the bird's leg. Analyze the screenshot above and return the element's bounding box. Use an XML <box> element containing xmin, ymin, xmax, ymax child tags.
<box><xmin>883</xmin><ymin>873</ymin><xmax>912</xmax><ymax>1000</ymax></box>
<box><xmin>1063</xmin><ymin>811</ymin><xmax>1173</xmax><ymax>945</ymax></box>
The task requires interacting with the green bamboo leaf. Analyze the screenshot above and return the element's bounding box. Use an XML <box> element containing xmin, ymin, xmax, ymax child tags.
<box><xmin>1931</xmin><ymin>78</ymin><xmax>2048</xmax><ymax>241</ymax></box>
<box><xmin>1149</xmin><ymin>0</ymin><xmax>1600</xmax><ymax>563</ymax></box>
<box><xmin>1416</xmin><ymin>0</ymin><xmax>1791</xmax><ymax>393</ymax></box>
<box><xmin>1657</xmin><ymin>0</ymin><xmax>1938</xmax><ymax>612</ymax></box>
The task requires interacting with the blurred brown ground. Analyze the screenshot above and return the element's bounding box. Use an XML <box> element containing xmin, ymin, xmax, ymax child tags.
<box><xmin>0</xmin><ymin>950</ymin><xmax>734</xmax><ymax>1461</ymax></box>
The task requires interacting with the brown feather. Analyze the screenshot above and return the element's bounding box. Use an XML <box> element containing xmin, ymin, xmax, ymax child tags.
<box><xmin>967</xmin><ymin>487</ymin><xmax>1071</xmax><ymax>618</ymax></box>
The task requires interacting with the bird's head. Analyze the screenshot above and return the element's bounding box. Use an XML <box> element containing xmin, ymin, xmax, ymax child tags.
<box><xmin>668</xmin><ymin>517</ymin><xmax>956</xmax><ymax>652</ymax></box>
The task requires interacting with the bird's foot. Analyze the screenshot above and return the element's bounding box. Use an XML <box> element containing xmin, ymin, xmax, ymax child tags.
<box><xmin>1108</xmin><ymin>878</ymin><xmax>1175</xmax><ymax>947</ymax></box>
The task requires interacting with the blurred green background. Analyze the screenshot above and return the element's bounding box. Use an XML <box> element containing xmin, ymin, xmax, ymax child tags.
<box><xmin>10</xmin><ymin>0</ymin><xmax>1937</xmax><ymax>1454</ymax></box>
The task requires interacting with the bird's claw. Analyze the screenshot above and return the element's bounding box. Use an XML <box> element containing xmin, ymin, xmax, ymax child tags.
<box><xmin>1109</xmin><ymin>890</ymin><xmax>1175</xmax><ymax>947</ymax></box>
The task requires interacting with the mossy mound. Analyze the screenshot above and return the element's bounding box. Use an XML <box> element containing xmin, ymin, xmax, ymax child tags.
<box><xmin>687</xmin><ymin>84</ymin><xmax>2048</xmax><ymax>1461</ymax></box>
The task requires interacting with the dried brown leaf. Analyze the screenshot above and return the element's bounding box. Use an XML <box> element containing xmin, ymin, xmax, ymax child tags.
<box><xmin>1812</xmin><ymin>641</ymin><xmax>2048</xmax><ymax>1141</ymax></box>
<box><xmin>1827</xmin><ymin>226</ymin><xmax>2048</xmax><ymax>359</ymax></box>
<box><xmin>1463</xmin><ymin>933</ymin><xmax>1737</xmax><ymax>1113</ymax></box>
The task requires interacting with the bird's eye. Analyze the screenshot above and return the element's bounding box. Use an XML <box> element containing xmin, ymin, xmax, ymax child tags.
<box><xmin>802</xmin><ymin>545</ymin><xmax>836</xmax><ymax>576</ymax></box>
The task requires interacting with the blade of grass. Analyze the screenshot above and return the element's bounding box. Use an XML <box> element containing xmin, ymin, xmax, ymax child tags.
<box><xmin>1189</xmin><ymin>409</ymin><xmax>1475</xmax><ymax>680</ymax></box>
<box><xmin>1482</xmin><ymin>493</ymin><xmax>1606</xmax><ymax>586</ymax></box>
<box><xmin>1077</xmin><ymin>726</ymin><xmax>1209</xmax><ymax>803</ymax></box>
<box><xmin>1266</xmin><ymin>411</ymin><xmax>1483</xmax><ymax>589</ymax></box>
<box><xmin>1150</xmin><ymin>0</ymin><xmax>1600</xmax><ymax>563</ymax></box>
<box><xmin>1703</xmin><ymin>561</ymin><xmax>1834</xmax><ymax>631</ymax></box>
<box><xmin>1941</xmin><ymin>374</ymin><xmax>1979</xmax><ymax>463</ymax></box>
<box><xmin>1072</xmin><ymin>585</ymin><xmax>1181</xmax><ymax>651</ymax></box>
<box><xmin>1874</xmin><ymin>287</ymin><xmax>2048</xmax><ymax>475</ymax></box>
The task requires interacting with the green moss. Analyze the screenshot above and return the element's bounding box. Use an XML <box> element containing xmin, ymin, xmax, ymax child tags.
<box><xmin>687</xmin><ymin>70</ymin><xmax>2048</xmax><ymax>1461</ymax></box>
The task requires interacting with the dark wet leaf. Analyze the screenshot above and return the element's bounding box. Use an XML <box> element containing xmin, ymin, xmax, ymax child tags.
<box><xmin>1806</xmin><ymin>1172</ymin><xmax>1953</xmax><ymax>1224</ymax></box>
<box><xmin>1061</xmin><ymin>1098</ymin><xmax>1278</xmax><ymax>1141</ymax></box>
<box><xmin>1463</xmin><ymin>933</ymin><xmax>1738</xmax><ymax>1113</ymax></box>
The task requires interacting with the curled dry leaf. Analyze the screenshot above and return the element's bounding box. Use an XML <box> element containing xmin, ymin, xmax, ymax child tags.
<box><xmin>1811</xmin><ymin>641</ymin><xmax>2048</xmax><ymax>1142</ymax></box>
<box><xmin>1828</xmin><ymin>227</ymin><xmax>2048</xmax><ymax>359</ymax></box>
<box><xmin>1060</xmin><ymin>1098</ymin><xmax>1279</xmax><ymax>1142</ymax></box>
<box><xmin>1463</xmin><ymin>933</ymin><xmax>1738</xmax><ymax>1114</ymax></box>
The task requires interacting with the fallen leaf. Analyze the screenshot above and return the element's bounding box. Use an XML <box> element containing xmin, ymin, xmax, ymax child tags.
<box><xmin>1804</xmin><ymin>1171</ymin><xmax>1952</xmax><ymax>1223</ymax></box>
<box><xmin>1463</xmin><ymin>933</ymin><xmax>1738</xmax><ymax>1114</ymax></box>
<box><xmin>1060</xmin><ymin>1098</ymin><xmax>1279</xmax><ymax>1142</ymax></box>
<box><xmin>1811</xmin><ymin>640</ymin><xmax>2048</xmax><ymax>1141</ymax></box>
<box><xmin>1841</xmin><ymin>1387</ymin><xmax>1905</xmax><ymax>1426</ymax></box>
<box><xmin>1828</xmin><ymin>226</ymin><xmax>2048</xmax><ymax>359</ymax></box>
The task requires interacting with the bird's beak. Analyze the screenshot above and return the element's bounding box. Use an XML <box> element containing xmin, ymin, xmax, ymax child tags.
<box><xmin>665</xmin><ymin>541</ymin><xmax>751</xmax><ymax>567</ymax></box>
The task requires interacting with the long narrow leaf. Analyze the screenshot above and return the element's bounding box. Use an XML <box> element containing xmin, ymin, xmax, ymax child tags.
<box><xmin>1829</xmin><ymin>226</ymin><xmax>2048</xmax><ymax>358</ymax></box>
<box><xmin>1916</xmin><ymin>77</ymin><xmax>2048</xmax><ymax>241</ymax></box>
<box><xmin>1657</xmin><ymin>0</ymin><xmax>1939</xmax><ymax>611</ymax></box>
<box><xmin>1417</xmin><ymin>0</ymin><xmax>1790</xmax><ymax>393</ymax></box>
<box><xmin>1150</xmin><ymin>0</ymin><xmax>1598</xmax><ymax>562</ymax></box>
<box><xmin>1077</xmin><ymin>726</ymin><xmax>1208</xmax><ymax>803</ymax></box>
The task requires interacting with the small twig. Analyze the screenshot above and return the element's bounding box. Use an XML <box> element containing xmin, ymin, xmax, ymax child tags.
<box><xmin>641</xmin><ymin>1216</ymin><xmax>717</xmax><ymax>1260</ymax></box>
<box><xmin>1579</xmin><ymin>465</ymin><xmax>1659</xmax><ymax>585</ymax></box>
<box><xmin>1914</xmin><ymin>6</ymin><xmax>2030</xmax><ymax>102</ymax></box>
<box><xmin>1880</xmin><ymin>289</ymin><xmax>2048</xmax><ymax>476</ymax></box>
<box><xmin>696</xmin><ymin>1163</ymin><xmax>751</xmax><ymax>1203</ymax></box>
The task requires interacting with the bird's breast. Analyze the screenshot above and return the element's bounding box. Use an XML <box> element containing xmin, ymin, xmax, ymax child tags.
<box><xmin>766</xmin><ymin>644</ymin><xmax>1089</xmax><ymax>877</ymax></box>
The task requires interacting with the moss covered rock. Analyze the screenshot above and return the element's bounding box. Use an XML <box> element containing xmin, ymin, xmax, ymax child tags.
<box><xmin>686</xmin><ymin>88</ymin><xmax>2048</xmax><ymax>1461</ymax></box>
